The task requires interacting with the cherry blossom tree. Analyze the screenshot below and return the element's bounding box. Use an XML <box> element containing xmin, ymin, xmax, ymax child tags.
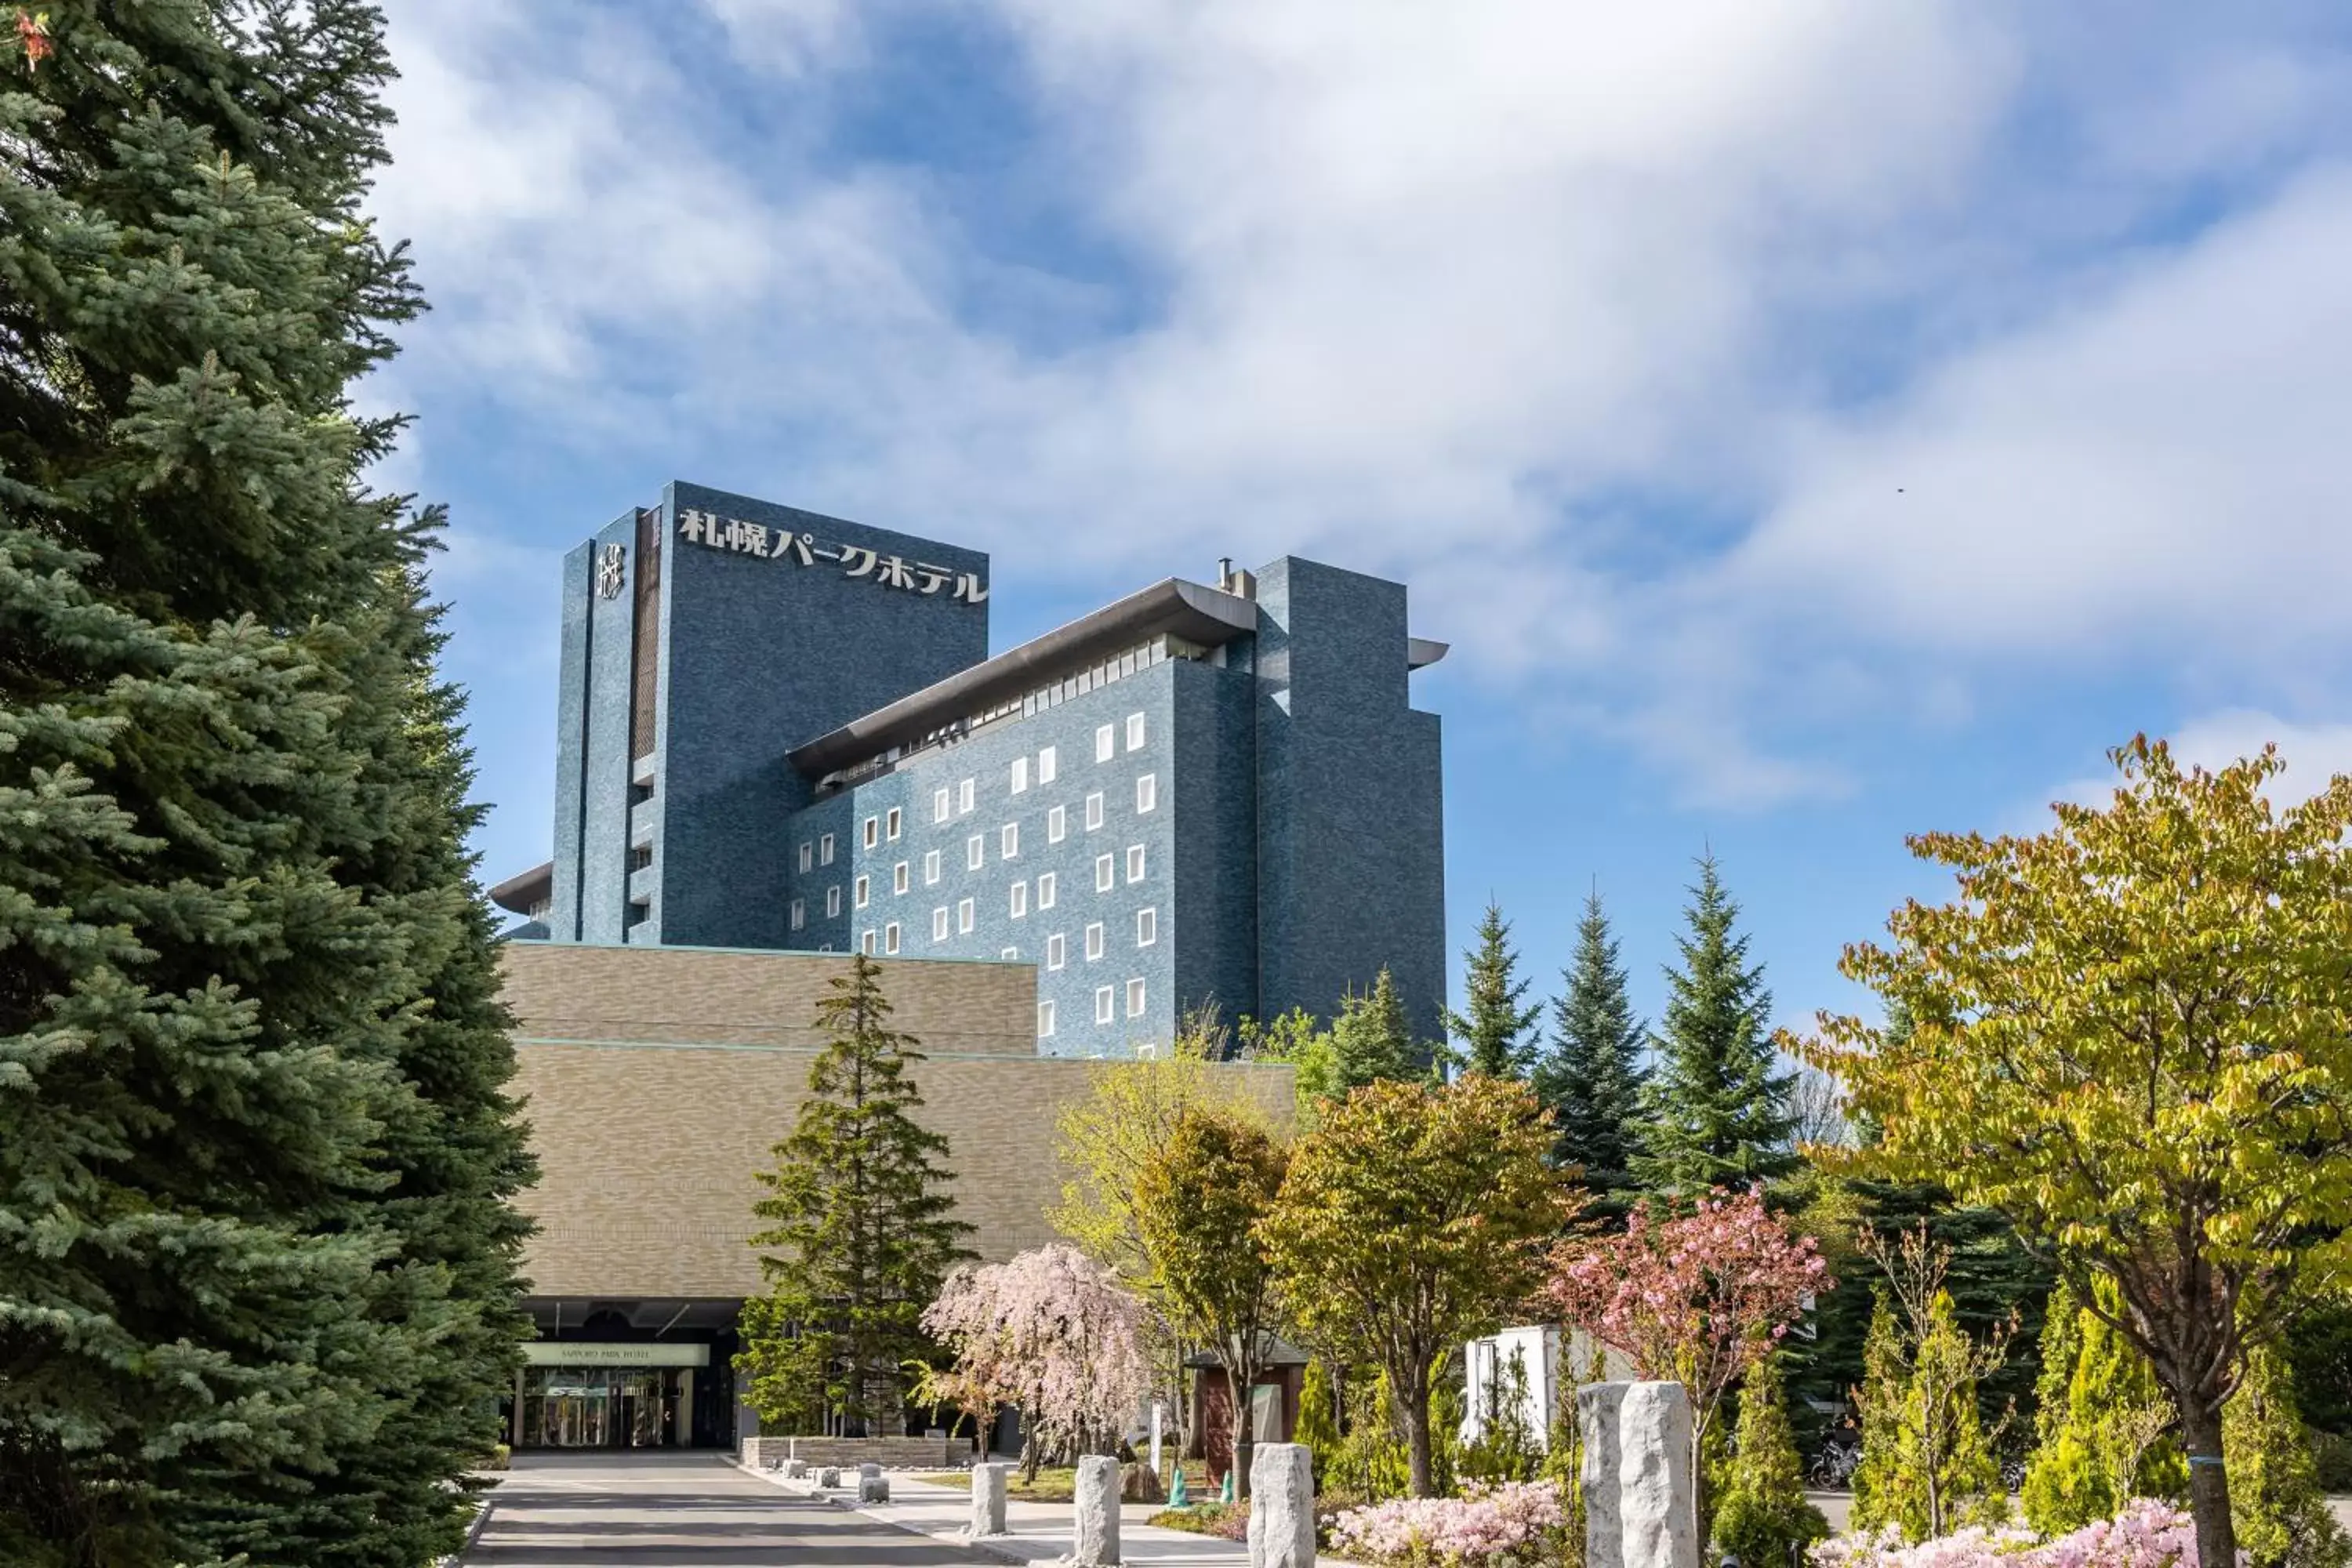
<box><xmin>1547</xmin><ymin>1187</ymin><xmax>1831</xmax><ymax>1538</ymax></box>
<box><xmin>922</xmin><ymin>1243</ymin><xmax>1153</xmax><ymax>1479</ymax></box>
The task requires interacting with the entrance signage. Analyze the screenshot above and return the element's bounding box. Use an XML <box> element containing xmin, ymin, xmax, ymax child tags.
<box><xmin>673</xmin><ymin>508</ymin><xmax>987</xmax><ymax>604</ymax></box>
<box><xmin>522</xmin><ymin>1341</ymin><xmax>709</xmax><ymax>1367</ymax></box>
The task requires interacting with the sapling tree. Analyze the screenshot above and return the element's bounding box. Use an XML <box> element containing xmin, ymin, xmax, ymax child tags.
<box><xmin>1547</xmin><ymin>1185</ymin><xmax>1828</xmax><ymax>1542</ymax></box>
<box><xmin>1798</xmin><ymin>739</ymin><xmax>2352</xmax><ymax>1568</ymax></box>
<box><xmin>1857</xmin><ymin>1225</ymin><xmax>2009</xmax><ymax>1541</ymax></box>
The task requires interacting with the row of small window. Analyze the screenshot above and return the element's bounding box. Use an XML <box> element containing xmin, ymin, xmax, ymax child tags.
<box><xmin>795</xmin><ymin>846</ymin><xmax>1150</xmax><ymax>931</ymax></box>
<box><xmin>1037</xmin><ymin>978</ymin><xmax>1149</xmax><ymax>1037</ymax></box>
<box><xmin>877</xmin><ymin>906</ymin><xmax>1157</xmax><ymax>956</ymax></box>
<box><xmin>803</xmin><ymin>763</ymin><xmax>1157</xmax><ymax>875</ymax></box>
<box><xmin>929</xmin><ymin>713</ymin><xmax>1149</xmax><ymax>825</ymax></box>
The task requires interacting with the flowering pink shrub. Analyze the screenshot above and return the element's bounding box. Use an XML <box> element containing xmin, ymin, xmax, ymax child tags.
<box><xmin>1809</xmin><ymin>1501</ymin><xmax>2205</xmax><ymax>1568</ymax></box>
<box><xmin>1328</xmin><ymin>1480</ymin><xmax>1566</xmax><ymax>1567</ymax></box>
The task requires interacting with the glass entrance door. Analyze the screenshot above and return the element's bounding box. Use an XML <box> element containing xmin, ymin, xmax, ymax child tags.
<box><xmin>521</xmin><ymin>1367</ymin><xmax>677</xmax><ymax>1448</ymax></box>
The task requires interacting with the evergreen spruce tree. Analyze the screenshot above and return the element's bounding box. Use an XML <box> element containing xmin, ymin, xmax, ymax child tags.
<box><xmin>738</xmin><ymin>956</ymin><xmax>973</xmax><ymax>1434</ymax></box>
<box><xmin>1534</xmin><ymin>890</ymin><xmax>1650</xmax><ymax>1215</ymax></box>
<box><xmin>1633</xmin><ymin>855</ymin><xmax>1796</xmax><ymax>1192</ymax></box>
<box><xmin>1331</xmin><ymin>967</ymin><xmax>1419</xmax><ymax>1088</ymax></box>
<box><xmin>0</xmin><ymin>8</ymin><xmax>532</xmax><ymax>1566</ymax></box>
<box><xmin>2224</xmin><ymin>1346</ymin><xmax>2350</xmax><ymax>1568</ymax></box>
<box><xmin>1444</xmin><ymin>901</ymin><xmax>1542</xmax><ymax>1078</ymax></box>
<box><xmin>1711</xmin><ymin>1354</ymin><xmax>1830</xmax><ymax>1568</ymax></box>
<box><xmin>1850</xmin><ymin>1293</ymin><xmax>1916</xmax><ymax>1540</ymax></box>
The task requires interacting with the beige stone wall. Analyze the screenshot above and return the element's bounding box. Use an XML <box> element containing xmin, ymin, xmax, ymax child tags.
<box><xmin>498</xmin><ymin>943</ymin><xmax>1294</xmax><ymax>1299</ymax></box>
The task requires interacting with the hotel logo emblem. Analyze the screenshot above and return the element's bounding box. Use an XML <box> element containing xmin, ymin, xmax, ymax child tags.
<box><xmin>595</xmin><ymin>543</ymin><xmax>626</xmax><ymax>600</ymax></box>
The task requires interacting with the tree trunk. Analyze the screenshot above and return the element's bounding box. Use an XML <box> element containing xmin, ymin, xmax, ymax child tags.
<box><xmin>1401</xmin><ymin>1363</ymin><xmax>1436</xmax><ymax>1497</ymax></box>
<box><xmin>2179</xmin><ymin>1396</ymin><xmax>2238</xmax><ymax>1568</ymax></box>
<box><xmin>1234</xmin><ymin>1381</ymin><xmax>1255</xmax><ymax>1501</ymax></box>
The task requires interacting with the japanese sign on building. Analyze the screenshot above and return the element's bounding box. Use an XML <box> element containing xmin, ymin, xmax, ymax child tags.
<box><xmin>674</xmin><ymin>508</ymin><xmax>985</xmax><ymax>604</ymax></box>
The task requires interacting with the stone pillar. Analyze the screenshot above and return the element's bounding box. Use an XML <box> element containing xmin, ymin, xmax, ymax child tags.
<box><xmin>971</xmin><ymin>1463</ymin><xmax>1010</xmax><ymax>1537</ymax></box>
<box><xmin>1247</xmin><ymin>1443</ymin><xmax>1316</xmax><ymax>1568</ymax></box>
<box><xmin>1579</xmin><ymin>1381</ymin><xmax>1694</xmax><ymax>1568</ymax></box>
<box><xmin>782</xmin><ymin>1458</ymin><xmax>807</xmax><ymax>1479</ymax></box>
<box><xmin>818</xmin><ymin>1467</ymin><xmax>842</xmax><ymax>1489</ymax></box>
<box><xmin>859</xmin><ymin>1472</ymin><xmax>891</xmax><ymax>1504</ymax></box>
<box><xmin>1074</xmin><ymin>1454</ymin><xmax>1122</xmax><ymax>1566</ymax></box>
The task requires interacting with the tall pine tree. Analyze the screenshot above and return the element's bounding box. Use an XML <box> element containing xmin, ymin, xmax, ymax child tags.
<box><xmin>1632</xmin><ymin>854</ymin><xmax>1796</xmax><ymax>1192</ymax></box>
<box><xmin>1533</xmin><ymin>889</ymin><xmax>1650</xmax><ymax>1214</ymax></box>
<box><xmin>1444</xmin><ymin>900</ymin><xmax>1541</xmax><ymax>1077</ymax></box>
<box><xmin>738</xmin><ymin>956</ymin><xmax>973</xmax><ymax>1435</ymax></box>
<box><xmin>0</xmin><ymin>6</ymin><xmax>532</xmax><ymax>1566</ymax></box>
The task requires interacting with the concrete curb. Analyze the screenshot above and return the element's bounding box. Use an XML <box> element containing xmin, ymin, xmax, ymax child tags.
<box><xmin>736</xmin><ymin>1463</ymin><xmax>1025</xmax><ymax>1564</ymax></box>
<box><xmin>445</xmin><ymin>1492</ymin><xmax>496</xmax><ymax>1567</ymax></box>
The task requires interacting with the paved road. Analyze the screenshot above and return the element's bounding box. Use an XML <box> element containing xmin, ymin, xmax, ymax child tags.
<box><xmin>465</xmin><ymin>1452</ymin><xmax>975</xmax><ymax>1567</ymax></box>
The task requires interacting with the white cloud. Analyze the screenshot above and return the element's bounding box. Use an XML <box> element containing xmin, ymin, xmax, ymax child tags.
<box><xmin>2038</xmin><ymin>710</ymin><xmax>2352</xmax><ymax>822</ymax></box>
<box><xmin>365</xmin><ymin>0</ymin><xmax>2352</xmax><ymax>810</ymax></box>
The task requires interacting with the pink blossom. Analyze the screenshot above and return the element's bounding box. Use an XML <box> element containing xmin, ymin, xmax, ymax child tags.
<box><xmin>922</xmin><ymin>1243</ymin><xmax>1151</xmax><ymax>1454</ymax></box>
<box><xmin>1330</xmin><ymin>1481</ymin><xmax>1566</xmax><ymax>1567</ymax></box>
<box><xmin>1809</xmin><ymin>1501</ymin><xmax>2209</xmax><ymax>1568</ymax></box>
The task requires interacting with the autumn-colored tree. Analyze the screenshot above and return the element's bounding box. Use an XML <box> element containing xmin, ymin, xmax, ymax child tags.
<box><xmin>1259</xmin><ymin>1076</ymin><xmax>1568</xmax><ymax>1496</ymax></box>
<box><xmin>1797</xmin><ymin>738</ymin><xmax>2352</xmax><ymax>1568</ymax></box>
<box><xmin>1547</xmin><ymin>1185</ymin><xmax>1828</xmax><ymax>1540</ymax></box>
<box><xmin>921</xmin><ymin>1244</ymin><xmax>1152</xmax><ymax>1479</ymax></box>
<box><xmin>1133</xmin><ymin>1103</ymin><xmax>1289</xmax><ymax>1496</ymax></box>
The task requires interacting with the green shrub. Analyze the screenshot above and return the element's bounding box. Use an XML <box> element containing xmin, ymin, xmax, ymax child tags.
<box><xmin>1711</xmin><ymin>1356</ymin><xmax>1829</xmax><ymax>1568</ymax></box>
<box><xmin>2225</xmin><ymin>1346</ymin><xmax>2350</xmax><ymax>1568</ymax></box>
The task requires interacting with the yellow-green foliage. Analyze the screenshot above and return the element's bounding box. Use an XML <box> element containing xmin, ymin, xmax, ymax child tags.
<box><xmin>1297</xmin><ymin>1359</ymin><xmax>1342</xmax><ymax>1477</ymax></box>
<box><xmin>2224</xmin><ymin>1346</ymin><xmax>2350</xmax><ymax>1568</ymax></box>
<box><xmin>2021</xmin><ymin>1279</ymin><xmax>2183</xmax><ymax>1534</ymax></box>
<box><xmin>1712</xmin><ymin>1355</ymin><xmax>1831</xmax><ymax>1568</ymax></box>
<box><xmin>1852</xmin><ymin>1290</ymin><xmax>2005</xmax><ymax>1543</ymax></box>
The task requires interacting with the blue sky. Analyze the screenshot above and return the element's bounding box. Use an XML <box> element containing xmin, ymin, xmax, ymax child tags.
<box><xmin>367</xmin><ymin>1</ymin><xmax>2352</xmax><ymax>1046</ymax></box>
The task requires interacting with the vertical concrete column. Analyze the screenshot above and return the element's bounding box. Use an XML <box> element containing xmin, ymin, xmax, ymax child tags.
<box><xmin>677</xmin><ymin>1369</ymin><xmax>694</xmax><ymax>1449</ymax></box>
<box><xmin>1074</xmin><ymin>1454</ymin><xmax>1122</xmax><ymax>1566</ymax></box>
<box><xmin>971</xmin><ymin>1462</ymin><xmax>1010</xmax><ymax>1537</ymax></box>
<box><xmin>1247</xmin><ymin>1443</ymin><xmax>1316</xmax><ymax>1568</ymax></box>
<box><xmin>1581</xmin><ymin>1381</ymin><xmax>1696</xmax><ymax>1568</ymax></box>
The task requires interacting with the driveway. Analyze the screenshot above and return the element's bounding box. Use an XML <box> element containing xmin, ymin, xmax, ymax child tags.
<box><xmin>465</xmin><ymin>1452</ymin><xmax>978</xmax><ymax>1567</ymax></box>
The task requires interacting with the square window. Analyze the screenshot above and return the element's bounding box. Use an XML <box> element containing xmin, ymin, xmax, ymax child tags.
<box><xmin>1011</xmin><ymin>881</ymin><xmax>1029</xmax><ymax>918</ymax></box>
<box><xmin>789</xmin><ymin>898</ymin><xmax>805</xmax><ymax>931</ymax></box>
<box><xmin>1001</xmin><ymin>822</ymin><xmax>1019</xmax><ymax>859</ymax></box>
<box><xmin>1039</xmin><ymin>746</ymin><xmax>1058</xmax><ymax>785</ymax></box>
<box><xmin>935</xmin><ymin>786</ymin><xmax>951</xmax><ymax>823</ymax></box>
<box><xmin>1127</xmin><ymin>977</ymin><xmax>1146</xmax><ymax>1018</ymax></box>
<box><xmin>957</xmin><ymin>898</ymin><xmax>975</xmax><ymax>935</ymax></box>
<box><xmin>933</xmin><ymin>907</ymin><xmax>949</xmax><ymax>942</ymax></box>
<box><xmin>1095</xmin><ymin>724</ymin><xmax>1114</xmax><ymax>763</ymax></box>
<box><xmin>1085</xmin><ymin>922</ymin><xmax>1105</xmax><ymax>961</ymax></box>
<box><xmin>1127</xmin><ymin>844</ymin><xmax>1146</xmax><ymax>884</ymax></box>
<box><xmin>893</xmin><ymin>862</ymin><xmax>909</xmax><ymax>895</ymax></box>
<box><xmin>1039</xmin><ymin>1000</ymin><xmax>1057</xmax><ymax>1037</ymax></box>
<box><xmin>967</xmin><ymin>835</ymin><xmax>985</xmax><ymax>871</ymax></box>
<box><xmin>1126</xmin><ymin>713</ymin><xmax>1146</xmax><ymax>751</ymax></box>
<box><xmin>861</xmin><ymin>929</ymin><xmax>877</xmax><ymax>956</ymax></box>
<box><xmin>885</xmin><ymin>922</ymin><xmax>900</xmax><ymax>956</ymax></box>
<box><xmin>1137</xmin><ymin>907</ymin><xmax>1157</xmax><ymax>947</ymax></box>
<box><xmin>1136</xmin><ymin>773</ymin><xmax>1157</xmax><ymax>815</ymax></box>
<box><xmin>798</xmin><ymin>841</ymin><xmax>813</xmax><ymax>873</ymax></box>
<box><xmin>1003</xmin><ymin>946</ymin><xmax>1019</xmax><ymax>960</ymax></box>
<box><xmin>1047</xmin><ymin>933</ymin><xmax>1065</xmax><ymax>971</ymax></box>
<box><xmin>820</xmin><ymin>833</ymin><xmax>835</xmax><ymax>866</ymax></box>
<box><xmin>1085</xmin><ymin>792</ymin><xmax>1104</xmax><ymax>830</ymax></box>
<box><xmin>1048</xmin><ymin>804</ymin><xmax>1066</xmax><ymax>843</ymax></box>
<box><xmin>959</xmin><ymin>778</ymin><xmax>975</xmax><ymax>814</ymax></box>
<box><xmin>826</xmin><ymin>885</ymin><xmax>841</xmax><ymax>918</ymax></box>
<box><xmin>863</xmin><ymin>815</ymin><xmax>880</xmax><ymax>850</ymax></box>
<box><xmin>887</xmin><ymin>807</ymin><xmax>902</xmax><ymax>840</ymax></box>
<box><xmin>924</xmin><ymin>849</ymin><xmax>941</xmax><ymax>885</ymax></box>
<box><xmin>1037</xmin><ymin>872</ymin><xmax>1058</xmax><ymax>910</ymax></box>
<box><xmin>1095</xmin><ymin>985</ymin><xmax>1114</xmax><ymax>1024</ymax></box>
<box><xmin>1011</xmin><ymin>757</ymin><xmax>1029</xmax><ymax>795</ymax></box>
<box><xmin>1095</xmin><ymin>854</ymin><xmax>1113</xmax><ymax>891</ymax></box>
<box><xmin>855</xmin><ymin>875</ymin><xmax>870</xmax><ymax>909</ymax></box>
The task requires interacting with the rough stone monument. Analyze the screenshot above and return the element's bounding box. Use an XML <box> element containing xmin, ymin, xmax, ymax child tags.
<box><xmin>1247</xmin><ymin>1443</ymin><xmax>1316</xmax><ymax>1568</ymax></box>
<box><xmin>1580</xmin><ymin>1381</ymin><xmax>1695</xmax><ymax>1568</ymax></box>
<box><xmin>858</xmin><ymin>1472</ymin><xmax>891</xmax><ymax>1504</ymax></box>
<box><xmin>782</xmin><ymin>1457</ymin><xmax>808</xmax><ymax>1479</ymax></box>
<box><xmin>817</xmin><ymin>1466</ymin><xmax>843</xmax><ymax>1490</ymax></box>
<box><xmin>1073</xmin><ymin>1454</ymin><xmax>1122</xmax><ymax>1566</ymax></box>
<box><xmin>971</xmin><ymin>1461</ymin><xmax>1010</xmax><ymax>1537</ymax></box>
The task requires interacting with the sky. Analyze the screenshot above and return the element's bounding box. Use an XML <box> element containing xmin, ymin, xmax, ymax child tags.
<box><xmin>366</xmin><ymin>0</ymin><xmax>2352</xmax><ymax>1047</ymax></box>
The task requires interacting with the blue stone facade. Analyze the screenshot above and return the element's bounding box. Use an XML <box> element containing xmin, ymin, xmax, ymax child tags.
<box><xmin>530</xmin><ymin>482</ymin><xmax>1448</xmax><ymax>1055</ymax></box>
